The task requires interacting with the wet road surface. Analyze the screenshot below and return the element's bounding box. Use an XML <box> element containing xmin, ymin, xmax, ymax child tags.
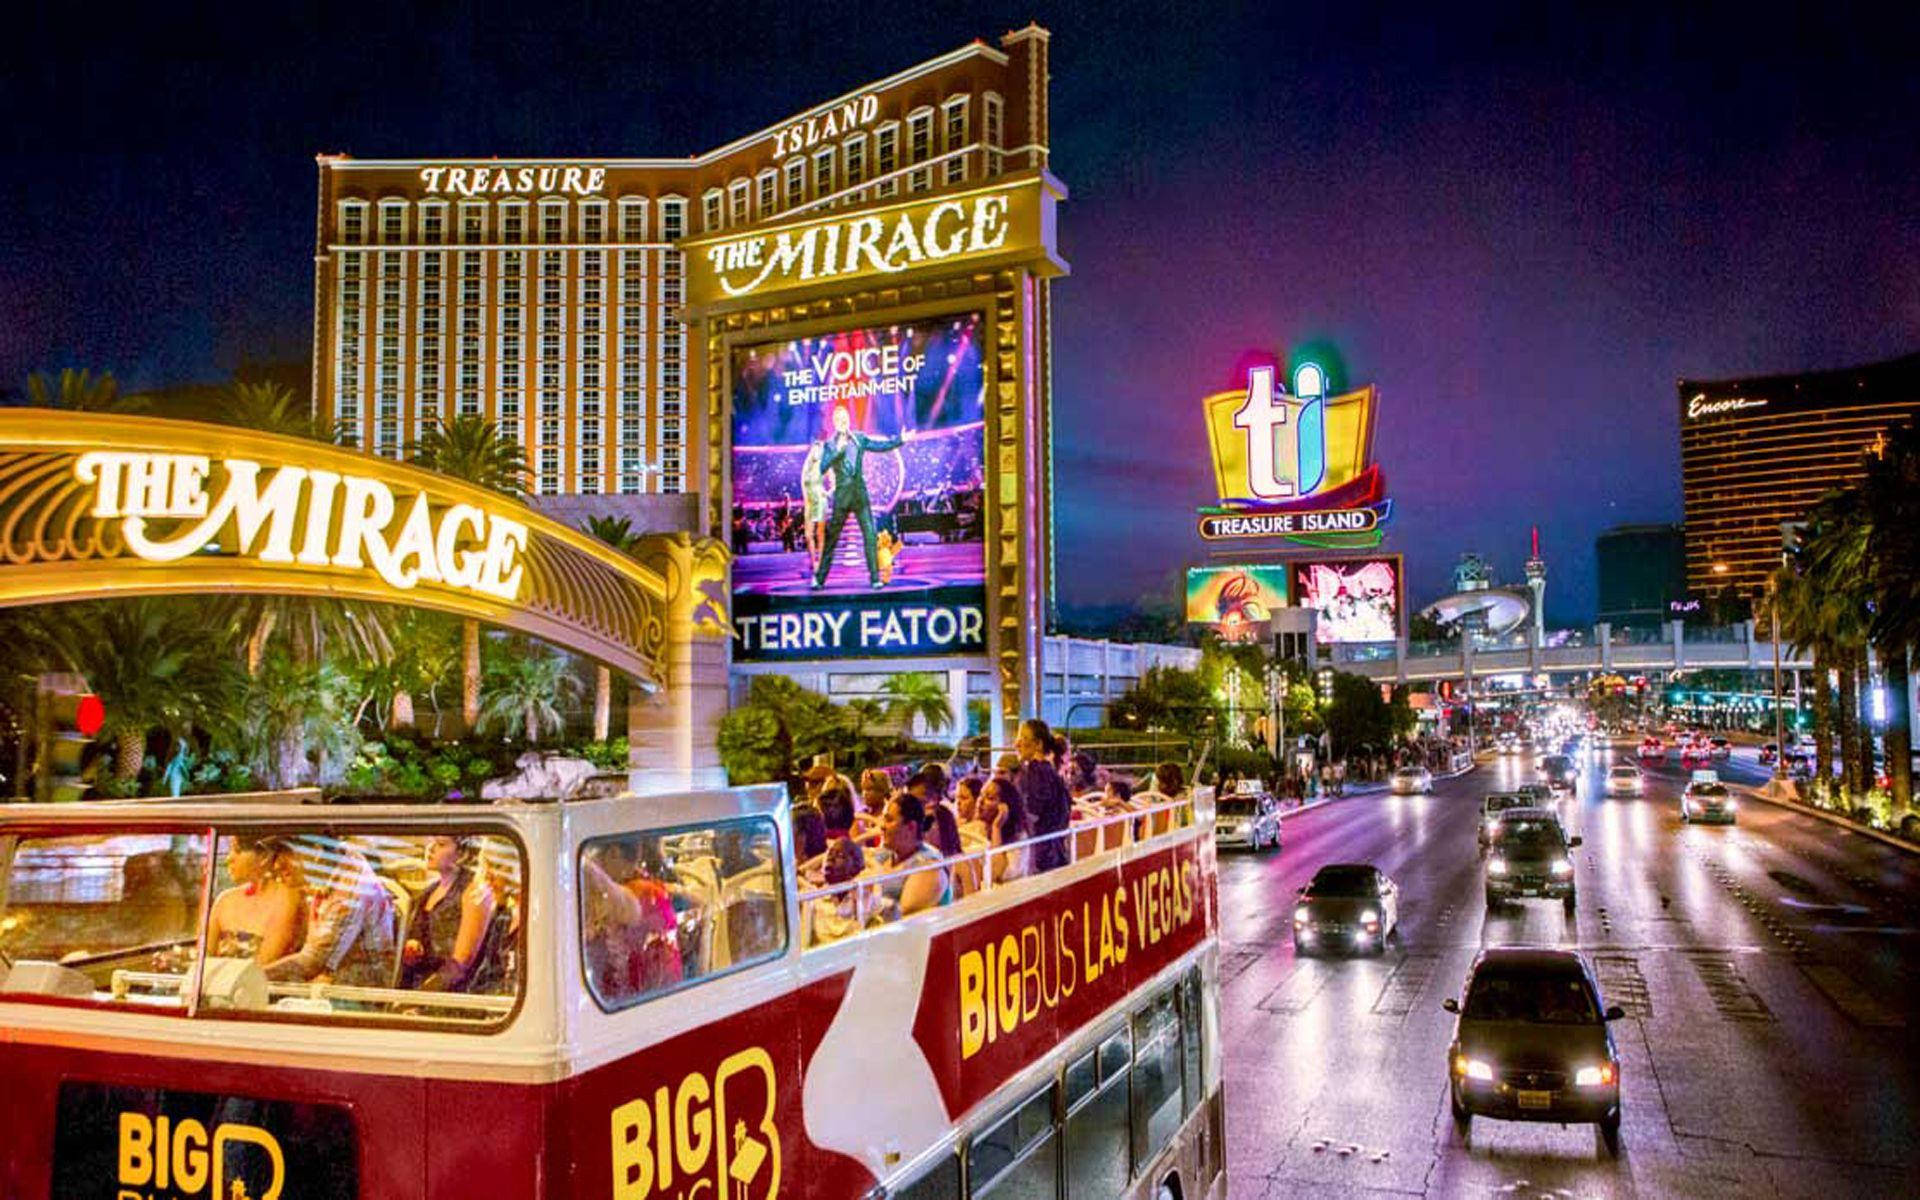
<box><xmin>1217</xmin><ymin>742</ymin><xmax>1920</xmax><ymax>1198</ymax></box>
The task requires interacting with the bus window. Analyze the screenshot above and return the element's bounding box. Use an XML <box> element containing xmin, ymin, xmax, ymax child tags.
<box><xmin>1180</xmin><ymin>968</ymin><xmax>1204</xmax><ymax>1117</ymax></box>
<box><xmin>968</xmin><ymin>1083</ymin><xmax>1057</xmax><ymax>1200</ymax></box>
<box><xmin>1066</xmin><ymin>1026</ymin><xmax>1130</xmax><ymax>1199</ymax></box>
<box><xmin>892</xmin><ymin>1149</ymin><xmax>961</xmax><ymax>1200</ymax></box>
<box><xmin>0</xmin><ymin>832</ymin><xmax>209</xmax><ymax>1006</ymax></box>
<box><xmin>580</xmin><ymin>816</ymin><xmax>787</xmax><ymax>1013</ymax></box>
<box><xmin>1130</xmin><ymin>991</ymin><xmax>1184</xmax><ymax>1174</ymax></box>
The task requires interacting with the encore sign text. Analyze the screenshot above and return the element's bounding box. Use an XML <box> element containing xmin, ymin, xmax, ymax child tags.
<box><xmin>74</xmin><ymin>452</ymin><xmax>530</xmax><ymax>602</ymax></box>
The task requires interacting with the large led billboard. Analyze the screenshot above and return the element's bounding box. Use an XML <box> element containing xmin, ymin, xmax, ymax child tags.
<box><xmin>730</xmin><ymin>314</ymin><xmax>987</xmax><ymax>661</ymax></box>
<box><xmin>1185</xmin><ymin>565</ymin><xmax>1289</xmax><ymax>642</ymax></box>
<box><xmin>1290</xmin><ymin>556</ymin><xmax>1403</xmax><ymax>644</ymax></box>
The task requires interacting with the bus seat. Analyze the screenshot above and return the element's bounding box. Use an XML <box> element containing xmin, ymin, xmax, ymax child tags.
<box><xmin>378</xmin><ymin>876</ymin><xmax>413</xmax><ymax>987</ymax></box>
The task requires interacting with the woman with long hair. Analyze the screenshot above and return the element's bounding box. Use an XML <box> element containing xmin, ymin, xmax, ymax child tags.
<box><xmin>1015</xmin><ymin>718</ymin><xmax>1073</xmax><ymax>873</ymax></box>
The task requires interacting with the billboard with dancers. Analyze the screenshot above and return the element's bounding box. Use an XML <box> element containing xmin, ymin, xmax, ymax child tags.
<box><xmin>729</xmin><ymin>314</ymin><xmax>987</xmax><ymax>660</ymax></box>
<box><xmin>1290</xmin><ymin>556</ymin><xmax>1403</xmax><ymax>645</ymax></box>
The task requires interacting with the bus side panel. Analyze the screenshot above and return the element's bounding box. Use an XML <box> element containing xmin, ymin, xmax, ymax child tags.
<box><xmin>559</xmin><ymin>972</ymin><xmax>878</xmax><ymax>1200</ymax></box>
<box><xmin>0</xmin><ymin>1035</ymin><xmax>428</xmax><ymax>1200</ymax></box>
<box><xmin>425</xmin><ymin>1076</ymin><xmax>551</xmax><ymax>1199</ymax></box>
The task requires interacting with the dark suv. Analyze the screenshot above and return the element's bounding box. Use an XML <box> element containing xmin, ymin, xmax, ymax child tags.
<box><xmin>1485</xmin><ymin>808</ymin><xmax>1580</xmax><ymax>912</ymax></box>
<box><xmin>1444</xmin><ymin>947</ymin><xmax>1625</xmax><ymax>1154</ymax></box>
<box><xmin>1540</xmin><ymin>755</ymin><xmax>1579</xmax><ymax>794</ymax></box>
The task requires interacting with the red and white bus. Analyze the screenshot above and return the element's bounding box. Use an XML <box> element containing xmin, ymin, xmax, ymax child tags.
<box><xmin>0</xmin><ymin>783</ymin><xmax>1223</xmax><ymax>1200</ymax></box>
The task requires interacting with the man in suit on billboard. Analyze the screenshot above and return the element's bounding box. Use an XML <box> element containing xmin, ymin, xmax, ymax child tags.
<box><xmin>812</xmin><ymin>404</ymin><xmax>907</xmax><ymax>589</ymax></box>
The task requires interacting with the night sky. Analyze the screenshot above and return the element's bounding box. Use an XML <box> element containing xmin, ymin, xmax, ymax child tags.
<box><xmin>6</xmin><ymin>1</ymin><xmax>1916</xmax><ymax>624</ymax></box>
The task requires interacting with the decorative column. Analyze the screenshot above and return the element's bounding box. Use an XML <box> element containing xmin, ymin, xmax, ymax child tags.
<box><xmin>629</xmin><ymin>533</ymin><xmax>732</xmax><ymax>794</ymax></box>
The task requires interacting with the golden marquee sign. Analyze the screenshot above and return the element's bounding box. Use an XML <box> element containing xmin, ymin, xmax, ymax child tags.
<box><xmin>0</xmin><ymin>412</ymin><xmax>676</xmax><ymax>685</ymax></box>
<box><xmin>683</xmin><ymin>173</ymin><xmax>1065</xmax><ymax>307</ymax></box>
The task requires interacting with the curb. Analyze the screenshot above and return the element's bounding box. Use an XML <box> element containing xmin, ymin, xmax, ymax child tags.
<box><xmin>1739</xmin><ymin>783</ymin><xmax>1920</xmax><ymax>857</ymax></box>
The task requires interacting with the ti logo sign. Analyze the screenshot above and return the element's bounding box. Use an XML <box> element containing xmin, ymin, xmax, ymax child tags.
<box><xmin>1199</xmin><ymin>358</ymin><xmax>1391</xmax><ymax>549</ymax></box>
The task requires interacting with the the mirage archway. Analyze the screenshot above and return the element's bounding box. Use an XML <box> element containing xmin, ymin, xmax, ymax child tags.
<box><xmin>0</xmin><ymin>411</ymin><xmax>680</xmax><ymax>686</ymax></box>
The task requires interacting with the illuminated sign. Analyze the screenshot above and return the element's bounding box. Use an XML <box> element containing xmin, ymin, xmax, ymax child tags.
<box><xmin>773</xmin><ymin>93</ymin><xmax>882</xmax><ymax>158</ymax></box>
<box><xmin>1185</xmin><ymin>566</ymin><xmax>1289</xmax><ymax>642</ymax></box>
<box><xmin>730</xmin><ymin>316</ymin><xmax>988</xmax><ymax>662</ymax></box>
<box><xmin>75</xmin><ymin>452</ymin><xmax>529</xmax><ymax>602</ymax></box>
<box><xmin>1685</xmin><ymin>392</ymin><xmax>1769</xmax><ymax>420</ymax></box>
<box><xmin>1291</xmin><ymin>557</ymin><xmax>1403</xmax><ymax>644</ymax></box>
<box><xmin>685</xmin><ymin>177</ymin><xmax>1060</xmax><ymax>305</ymax></box>
<box><xmin>1200</xmin><ymin>361</ymin><xmax>1389</xmax><ymax>549</ymax></box>
<box><xmin>418</xmin><ymin>164</ymin><xmax>607</xmax><ymax>197</ymax></box>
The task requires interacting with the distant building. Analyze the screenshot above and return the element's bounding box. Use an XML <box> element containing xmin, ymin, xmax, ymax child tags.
<box><xmin>1595</xmin><ymin>523</ymin><xmax>1685</xmax><ymax>627</ymax></box>
<box><xmin>1679</xmin><ymin>352</ymin><xmax>1920</xmax><ymax>599</ymax></box>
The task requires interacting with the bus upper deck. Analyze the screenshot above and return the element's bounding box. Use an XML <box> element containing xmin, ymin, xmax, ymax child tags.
<box><xmin>0</xmin><ymin>783</ymin><xmax>1222</xmax><ymax>1200</ymax></box>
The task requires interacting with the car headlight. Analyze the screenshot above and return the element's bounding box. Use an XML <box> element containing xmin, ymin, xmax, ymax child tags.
<box><xmin>1294</xmin><ymin>906</ymin><xmax>1310</xmax><ymax>924</ymax></box>
<box><xmin>1360</xmin><ymin>910</ymin><xmax>1380</xmax><ymax>927</ymax></box>
<box><xmin>1459</xmin><ymin>1057</ymin><xmax>1495</xmax><ymax>1082</ymax></box>
<box><xmin>1485</xmin><ymin>817</ymin><xmax>1499</xmax><ymax>831</ymax></box>
<box><xmin>1551</xmin><ymin>858</ymin><xmax>1573</xmax><ymax>876</ymax></box>
<box><xmin>1487</xmin><ymin>858</ymin><xmax>1508</xmax><ymax>875</ymax></box>
<box><xmin>1574</xmin><ymin>1063</ymin><xmax>1616</xmax><ymax>1087</ymax></box>
<box><xmin>1725</xmin><ymin>799</ymin><xmax>1737</xmax><ymax>811</ymax></box>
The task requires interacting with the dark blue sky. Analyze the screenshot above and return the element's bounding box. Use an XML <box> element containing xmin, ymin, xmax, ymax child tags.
<box><xmin>6</xmin><ymin>1</ymin><xmax>1916</xmax><ymax>623</ymax></box>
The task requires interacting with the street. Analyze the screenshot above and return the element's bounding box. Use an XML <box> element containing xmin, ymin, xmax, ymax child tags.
<box><xmin>1218</xmin><ymin>743</ymin><xmax>1920</xmax><ymax>1198</ymax></box>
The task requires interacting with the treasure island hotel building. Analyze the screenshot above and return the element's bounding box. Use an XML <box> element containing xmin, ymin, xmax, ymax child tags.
<box><xmin>312</xmin><ymin>27</ymin><xmax>1052</xmax><ymax>525</ymax></box>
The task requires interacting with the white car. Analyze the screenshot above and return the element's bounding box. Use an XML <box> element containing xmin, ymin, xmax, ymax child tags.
<box><xmin>1214</xmin><ymin>790</ymin><xmax>1282</xmax><ymax>852</ymax></box>
<box><xmin>1604</xmin><ymin>765</ymin><xmax>1643</xmax><ymax>797</ymax></box>
<box><xmin>1391</xmin><ymin>765</ymin><xmax>1434</xmax><ymax>795</ymax></box>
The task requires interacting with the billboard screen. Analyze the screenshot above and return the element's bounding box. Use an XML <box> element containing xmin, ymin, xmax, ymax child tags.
<box><xmin>730</xmin><ymin>314</ymin><xmax>987</xmax><ymax>661</ymax></box>
<box><xmin>1290</xmin><ymin>556</ymin><xmax>1402</xmax><ymax>644</ymax></box>
<box><xmin>1185</xmin><ymin>565</ymin><xmax>1289</xmax><ymax>642</ymax></box>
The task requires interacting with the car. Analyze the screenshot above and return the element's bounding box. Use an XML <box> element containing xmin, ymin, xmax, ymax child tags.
<box><xmin>1638</xmin><ymin>737</ymin><xmax>1666</xmax><ymax>763</ymax></box>
<box><xmin>1443</xmin><ymin>947</ymin><xmax>1625</xmax><ymax>1155</ymax></box>
<box><xmin>1680</xmin><ymin>740</ymin><xmax>1713</xmax><ymax>767</ymax></box>
<box><xmin>1539</xmin><ymin>755</ymin><xmax>1579</xmax><ymax>794</ymax></box>
<box><xmin>1496</xmin><ymin>735</ymin><xmax>1522</xmax><ymax>756</ymax></box>
<box><xmin>1391</xmin><ymin>765</ymin><xmax>1434</xmax><ymax>795</ymax></box>
<box><xmin>1479</xmin><ymin>793</ymin><xmax>1529</xmax><ymax>847</ymax></box>
<box><xmin>1214</xmin><ymin>788</ymin><xmax>1283</xmax><ymax>852</ymax></box>
<box><xmin>1604</xmin><ymin>764</ymin><xmax>1642</xmax><ymax>797</ymax></box>
<box><xmin>1294</xmin><ymin>862</ymin><xmax>1400</xmax><ymax>955</ymax></box>
<box><xmin>1485</xmin><ymin>808</ymin><xmax>1581</xmax><ymax>912</ymax></box>
<box><xmin>1680</xmin><ymin>779</ymin><xmax>1736</xmax><ymax>824</ymax></box>
<box><xmin>1708</xmin><ymin>737</ymin><xmax>1732</xmax><ymax>761</ymax></box>
<box><xmin>1758</xmin><ymin>742</ymin><xmax>1779</xmax><ymax>765</ymax></box>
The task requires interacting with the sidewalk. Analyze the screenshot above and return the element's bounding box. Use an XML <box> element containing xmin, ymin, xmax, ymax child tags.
<box><xmin>1274</xmin><ymin>758</ymin><xmax>1479</xmax><ymax>821</ymax></box>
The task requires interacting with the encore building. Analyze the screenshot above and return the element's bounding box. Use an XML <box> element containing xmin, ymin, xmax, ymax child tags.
<box><xmin>1678</xmin><ymin>351</ymin><xmax>1920</xmax><ymax>599</ymax></box>
<box><xmin>314</xmin><ymin>27</ymin><xmax>1066</xmax><ymax>734</ymax></box>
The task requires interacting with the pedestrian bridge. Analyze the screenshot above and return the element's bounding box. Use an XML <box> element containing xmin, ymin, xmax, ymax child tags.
<box><xmin>1333</xmin><ymin>620</ymin><xmax>1811</xmax><ymax>684</ymax></box>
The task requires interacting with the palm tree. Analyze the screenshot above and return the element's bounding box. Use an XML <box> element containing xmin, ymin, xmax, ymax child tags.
<box><xmin>881</xmin><ymin>671</ymin><xmax>955</xmax><ymax>738</ymax></box>
<box><xmin>1860</xmin><ymin>423</ymin><xmax>1919</xmax><ymax>812</ymax></box>
<box><xmin>409</xmin><ymin>415</ymin><xmax>529</xmax><ymax>731</ymax></box>
<box><xmin>215</xmin><ymin>379</ymin><xmax>339</xmax><ymax>443</ymax></box>
<box><xmin>32</xmin><ymin>600</ymin><xmax>234</xmax><ymax>783</ymax></box>
<box><xmin>478</xmin><ymin>645</ymin><xmax>580</xmax><ymax>745</ymax></box>
<box><xmin>25</xmin><ymin>368</ymin><xmax>147</xmax><ymax>413</ymax></box>
<box><xmin>1802</xmin><ymin>488</ymin><xmax>1875</xmax><ymax>802</ymax></box>
<box><xmin>581</xmin><ymin>515</ymin><xmax>648</xmax><ymax>742</ymax></box>
<box><xmin>1772</xmin><ymin>567</ymin><xmax>1835</xmax><ymax>793</ymax></box>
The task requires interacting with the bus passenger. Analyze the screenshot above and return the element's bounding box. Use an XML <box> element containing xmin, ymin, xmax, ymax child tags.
<box><xmin>792</xmin><ymin>804</ymin><xmax>829</xmax><ymax>862</ymax></box>
<box><xmin>806</xmin><ymin>838</ymin><xmax>872</xmax><ymax>946</ymax></box>
<box><xmin>982</xmin><ymin>777</ymin><xmax>1031</xmax><ymax>884</ymax></box>
<box><xmin>265</xmin><ymin>846</ymin><xmax>396</xmax><ymax>989</ymax></box>
<box><xmin>205</xmin><ymin>836</ymin><xmax>305</xmax><ymax>964</ymax></box>
<box><xmin>819</xmin><ymin>784</ymin><xmax>857</xmax><ymax>840</ymax></box>
<box><xmin>581</xmin><ymin>839</ymin><xmax>685</xmax><ymax>998</ymax></box>
<box><xmin>875</xmin><ymin>795</ymin><xmax>950</xmax><ymax>917</ymax></box>
<box><xmin>1016</xmin><ymin>720</ymin><xmax>1073</xmax><ymax>874</ymax></box>
<box><xmin>400</xmin><ymin>836</ymin><xmax>497</xmax><ymax>992</ymax></box>
<box><xmin>858</xmin><ymin>769</ymin><xmax>893</xmax><ymax>818</ymax></box>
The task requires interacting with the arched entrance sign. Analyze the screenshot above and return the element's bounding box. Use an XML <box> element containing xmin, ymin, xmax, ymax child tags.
<box><xmin>0</xmin><ymin>411</ymin><xmax>677</xmax><ymax>687</ymax></box>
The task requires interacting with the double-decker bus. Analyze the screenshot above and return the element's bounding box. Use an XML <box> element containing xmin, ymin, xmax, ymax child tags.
<box><xmin>0</xmin><ymin>781</ymin><xmax>1223</xmax><ymax>1200</ymax></box>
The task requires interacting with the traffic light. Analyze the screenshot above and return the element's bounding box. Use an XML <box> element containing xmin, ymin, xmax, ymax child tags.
<box><xmin>1315</xmin><ymin>668</ymin><xmax>1335</xmax><ymax>705</ymax></box>
<box><xmin>37</xmin><ymin>676</ymin><xmax>102</xmax><ymax>803</ymax></box>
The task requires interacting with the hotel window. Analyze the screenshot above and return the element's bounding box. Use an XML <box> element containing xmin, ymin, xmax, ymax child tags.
<box><xmin>340</xmin><ymin>202</ymin><xmax>366</xmax><ymax>245</ymax></box>
<box><xmin>813</xmin><ymin>146</ymin><xmax>835</xmax><ymax>204</ymax></box>
<box><xmin>730</xmin><ymin>179</ymin><xmax>750</xmax><ymax>226</ymax></box>
<box><xmin>756</xmin><ymin>170</ymin><xmax>776</xmax><ymax>217</ymax></box>
<box><xmin>661</xmin><ymin>447</ymin><xmax>682</xmax><ymax>491</ymax></box>
<box><xmin>660</xmin><ymin>197</ymin><xmax>685</xmax><ymax>240</ymax></box>
<box><xmin>502</xmin><ymin>202</ymin><xmax>526</xmax><ymax>243</ymax></box>
<box><xmin>581</xmin><ymin>201</ymin><xmax>606</xmax><ymax>244</ymax></box>
<box><xmin>539</xmin><ymin>447</ymin><xmax>561</xmax><ymax>495</ymax></box>
<box><xmin>942</xmin><ymin>96</ymin><xmax>969</xmax><ymax>185</ymax></box>
<box><xmin>844</xmin><ymin>134</ymin><xmax>868</xmax><ymax>192</ymax></box>
<box><xmin>379</xmin><ymin>201</ymin><xmax>407</xmax><ymax>243</ymax></box>
<box><xmin>461</xmin><ymin>203</ymin><xmax>486</xmax><ymax>244</ymax></box>
<box><xmin>984</xmin><ymin>92</ymin><xmax>1004</xmax><ymax>174</ymax></box>
<box><xmin>618</xmin><ymin>198</ymin><xmax>647</xmax><ymax>240</ymax></box>
<box><xmin>421</xmin><ymin>203</ymin><xmax>445</xmax><ymax>244</ymax></box>
<box><xmin>702</xmin><ymin>188</ymin><xmax>724</xmax><ymax>232</ymax></box>
<box><xmin>579</xmin><ymin>450</ymin><xmax>602</xmax><ymax>494</ymax></box>
<box><xmin>541</xmin><ymin>202</ymin><xmax>566</xmax><ymax>243</ymax></box>
<box><xmin>906</xmin><ymin>108</ymin><xmax>933</xmax><ymax>192</ymax></box>
<box><xmin>784</xmin><ymin>157</ymin><xmax>806</xmax><ymax>207</ymax></box>
<box><xmin>875</xmin><ymin>123</ymin><xmax>899</xmax><ymax>196</ymax></box>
